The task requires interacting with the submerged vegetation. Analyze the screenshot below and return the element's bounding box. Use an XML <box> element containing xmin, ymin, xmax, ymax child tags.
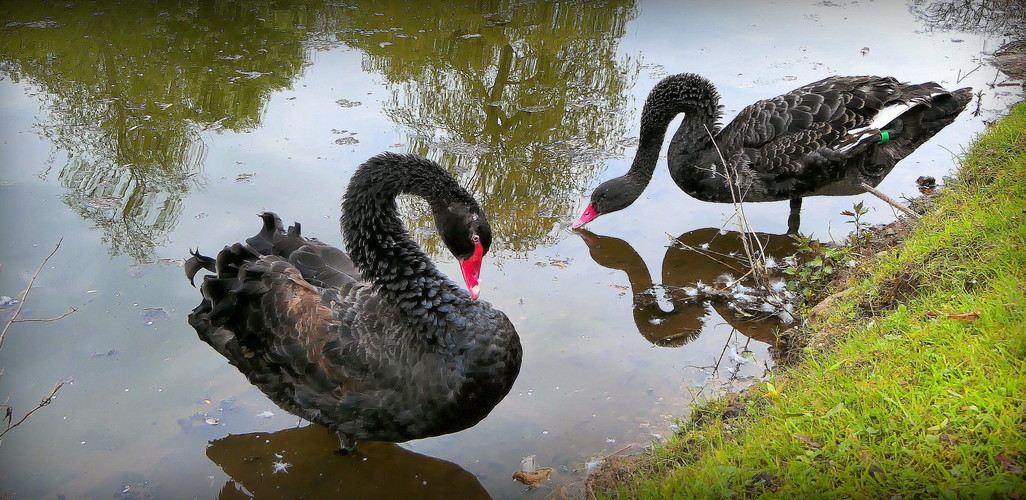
<box><xmin>592</xmin><ymin>102</ymin><xmax>1026</xmax><ymax>497</ymax></box>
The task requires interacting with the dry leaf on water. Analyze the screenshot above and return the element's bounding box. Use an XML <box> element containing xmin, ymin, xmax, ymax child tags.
<box><xmin>513</xmin><ymin>468</ymin><xmax>554</xmax><ymax>487</ymax></box>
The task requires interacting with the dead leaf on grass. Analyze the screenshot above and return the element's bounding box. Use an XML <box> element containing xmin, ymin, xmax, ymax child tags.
<box><xmin>946</xmin><ymin>312</ymin><xmax>980</xmax><ymax>322</ymax></box>
<box><xmin>793</xmin><ymin>433</ymin><xmax>822</xmax><ymax>449</ymax></box>
<box><xmin>996</xmin><ymin>452</ymin><xmax>1024</xmax><ymax>473</ymax></box>
<box><xmin>860</xmin><ymin>452</ymin><xmax>887</xmax><ymax>483</ymax></box>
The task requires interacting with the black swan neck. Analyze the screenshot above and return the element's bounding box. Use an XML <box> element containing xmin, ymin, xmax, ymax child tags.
<box><xmin>341</xmin><ymin>153</ymin><xmax>475</xmax><ymax>314</ymax></box>
<box><xmin>623</xmin><ymin>73</ymin><xmax>722</xmax><ymax>193</ymax></box>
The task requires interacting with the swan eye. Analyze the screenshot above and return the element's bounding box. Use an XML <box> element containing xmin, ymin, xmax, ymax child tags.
<box><xmin>471</xmin><ymin>234</ymin><xmax>481</xmax><ymax>244</ymax></box>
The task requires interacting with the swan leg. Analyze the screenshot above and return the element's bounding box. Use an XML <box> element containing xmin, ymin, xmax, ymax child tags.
<box><xmin>333</xmin><ymin>432</ymin><xmax>358</xmax><ymax>456</ymax></box>
<box><xmin>879</xmin><ymin>119</ymin><xmax>905</xmax><ymax>143</ymax></box>
<box><xmin>787</xmin><ymin>198</ymin><xmax>802</xmax><ymax>234</ymax></box>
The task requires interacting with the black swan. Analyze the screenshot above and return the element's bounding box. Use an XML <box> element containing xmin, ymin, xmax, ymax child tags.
<box><xmin>574</xmin><ymin>74</ymin><xmax>972</xmax><ymax>232</ymax></box>
<box><xmin>185</xmin><ymin>152</ymin><xmax>522</xmax><ymax>453</ymax></box>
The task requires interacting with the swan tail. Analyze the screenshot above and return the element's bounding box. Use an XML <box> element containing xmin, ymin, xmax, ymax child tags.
<box><xmin>184</xmin><ymin>249</ymin><xmax>216</xmax><ymax>286</ymax></box>
<box><xmin>245</xmin><ymin>212</ymin><xmax>287</xmax><ymax>254</ymax></box>
<box><xmin>836</xmin><ymin>83</ymin><xmax>972</xmax><ymax>155</ymax></box>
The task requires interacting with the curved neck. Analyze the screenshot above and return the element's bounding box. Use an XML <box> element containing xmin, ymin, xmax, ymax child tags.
<box><xmin>341</xmin><ymin>153</ymin><xmax>471</xmax><ymax>313</ymax></box>
<box><xmin>622</xmin><ymin>74</ymin><xmax>723</xmax><ymax>198</ymax></box>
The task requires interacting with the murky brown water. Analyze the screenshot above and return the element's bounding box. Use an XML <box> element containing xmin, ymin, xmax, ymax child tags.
<box><xmin>0</xmin><ymin>1</ymin><xmax>1021</xmax><ymax>498</ymax></box>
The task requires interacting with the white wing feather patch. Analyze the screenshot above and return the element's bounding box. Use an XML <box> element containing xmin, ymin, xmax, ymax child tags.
<box><xmin>836</xmin><ymin>92</ymin><xmax>941</xmax><ymax>153</ymax></box>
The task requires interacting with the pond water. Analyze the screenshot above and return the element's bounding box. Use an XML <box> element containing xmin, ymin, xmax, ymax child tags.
<box><xmin>0</xmin><ymin>1</ymin><xmax>1021</xmax><ymax>498</ymax></box>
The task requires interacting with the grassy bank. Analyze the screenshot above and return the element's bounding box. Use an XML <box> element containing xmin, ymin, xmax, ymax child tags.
<box><xmin>598</xmin><ymin>102</ymin><xmax>1026</xmax><ymax>498</ymax></box>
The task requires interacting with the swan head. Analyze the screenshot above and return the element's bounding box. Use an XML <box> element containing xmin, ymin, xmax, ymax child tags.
<box><xmin>435</xmin><ymin>201</ymin><xmax>492</xmax><ymax>300</ymax></box>
<box><xmin>573</xmin><ymin>176</ymin><xmax>646</xmax><ymax>229</ymax></box>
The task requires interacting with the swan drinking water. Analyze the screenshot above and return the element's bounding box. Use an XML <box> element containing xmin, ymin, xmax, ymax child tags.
<box><xmin>574</xmin><ymin>73</ymin><xmax>972</xmax><ymax>232</ymax></box>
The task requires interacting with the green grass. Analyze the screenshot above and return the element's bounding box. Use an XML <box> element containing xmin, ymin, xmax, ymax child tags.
<box><xmin>603</xmin><ymin>102</ymin><xmax>1026</xmax><ymax>498</ymax></box>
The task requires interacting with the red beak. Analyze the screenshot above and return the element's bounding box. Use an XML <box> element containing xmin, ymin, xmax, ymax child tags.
<box><xmin>459</xmin><ymin>240</ymin><xmax>484</xmax><ymax>300</ymax></box>
<box><xmin>573</xmin><ymin>203</ymin><xmax>599</xmax><ymax>229</ymax></box>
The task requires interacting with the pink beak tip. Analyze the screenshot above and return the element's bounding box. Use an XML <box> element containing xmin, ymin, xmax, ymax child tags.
<box><xmin>459</xmin><ymin>241</ymin><xmax>485</xmax><ymax>300</ymax></box>
<box><xmin>573</xmin><ymin>204</ymin><xmax>599</xmax><ymax>229</ymax></box>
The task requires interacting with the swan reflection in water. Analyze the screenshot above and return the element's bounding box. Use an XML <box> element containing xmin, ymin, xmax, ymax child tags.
<box><xmin>207</xmin><ymin>425</ymin><xmax>489</xmax><ymax>499</ymax></box>
<box><xmin>576</xmin><ymin>227</ymin><xmax>798</xmax><ymax>347</ymax></box>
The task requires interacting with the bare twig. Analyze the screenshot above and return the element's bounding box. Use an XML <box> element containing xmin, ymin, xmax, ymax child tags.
<box><xmin>0</xmin><ymin>379</ymin><xmax>68</xmax><ymax>438</ymax></box>
<box><xmin>860</xmin><ymin>183</ymin><xmax>920</xmax><ymax>219</ymax></box>
<box><xmin>11</xmin><ymin>307</ymin><xmax>79</xmax><ymax>323</ymax></box>
<box><xmin>0</xmin><ymin>238</ymin><xmax>74</xmax><ymax>438</ymax></box>
<box><xmin>703</xmin><ymin>124</ymin><xmax>771</xmax><ymax>284</ymax></box>
<box><xmin>956</xmin><ymin>63</ymin><xmax>983</xmax><ymax>84</ymax></box>
<box><xmin>0</xmin><ymin>238</ymin><xmax>69</xmax><ymax>350</ymax></box>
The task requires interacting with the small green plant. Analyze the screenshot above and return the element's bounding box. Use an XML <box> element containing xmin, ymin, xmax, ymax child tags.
<box><xmin>841</xmin><ymin>201</ymin><xmax>871</xmax><ymax>241</ymax></box>
<box><xmin>782</xmin><ymin>235</ymin><xmax>848</xmax><ymax>301</ymax></box>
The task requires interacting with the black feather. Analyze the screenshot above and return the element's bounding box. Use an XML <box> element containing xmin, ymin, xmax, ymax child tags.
<box><xmin>185</xmin><ymin>153</ymin><xmax>522</xmax><ymax>451</ymax></box>
<box><xmin>582</xmin><ymin>73</ymin><xmax>972</xmax><ymax>232</ymax></box>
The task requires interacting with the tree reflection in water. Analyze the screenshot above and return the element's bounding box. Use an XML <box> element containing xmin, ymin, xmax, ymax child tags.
<box><xmin>333</xmin><ymin>1</ymin><xmax>641</xmax><ymax>257</ymax></box>
<box><xmin>0</xmin><ymin>0</ymin><xmax>641</xmax><ymax>261</ymax></box>
<box><xmin>0</xmin><ymin>1</ymin><xmax>317</xmax><ymax>260</ymax></box>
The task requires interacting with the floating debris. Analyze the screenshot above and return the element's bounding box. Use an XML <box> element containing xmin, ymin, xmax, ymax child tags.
<box><xmin>335</xmin><ymin>99</ymin><xmax>362</xmax><ymax>108</ymax></box>
<box><xmin>256</xmin><ymin>411</ymin><xmax>275</xmax><ymax>419</ymax></box>
<box><xmin>84</xmin><ymin>197</ymin><xmax>121</xmax><ymax>210</ymax></box>
<box><xmin>234</xmin><ymin>70</ymin><xmax>270</xmax><ymax>79</ymax></box>
<box><xmin>5</xmin><ymin>19</ymin><xmax>58</xmax><ymax>28</ymax></box>
<box><xmin>536</xmin><ymin>258</ymin><xmax>571</xmax><ymax>268</ymax></box>
<box><xmin>459</xmin><ymin>33</ymin><xmax>482</xmax><ymax>39</ymax></box>
<box><xmin>202</xmin><ymin>117</ymin><xmax>227</xmax><ymax>131</ymax></box>
<box><xmin>513</xmin><ymin>455</ymin><xmax>554</xmax><ymax>488</ymax></box>
<box><xmin>272</xmin><ymin>460</ymin><xmax>292</xmax><ymax>474</ymax></box>
<box><xmin>566</xmin><ymin>96</ymin><xmax>601</xmax><ymax>110</ymax></box>
<box><xmin>118</xmin><ymin>481</ymin><xmax>154</xmax><ymax>500</ymax></box>
<box><xmin>681</xmin><ymin>274</ymin><xmax>796</xmax><ymax>324</ymax></box>
<box><xmin>916</xmin><ymin>175</ymin><xmax>938</xmax><ymax>194</ymax></box>
<box><xmin>204</xmin><ymin>417</ymin><xmax>220</xmax><ymax>425</ymax></box>
<box><xmin>126</xmin><ymin>259</ymin><xmax>178</xmax><ymax>277</ymax></box>
<box><xmin>91</xmin><ymin>349</ymin><xmax>118</xmax><ymax>358</ymax></box>
<box><xmin>334</xmin><ymin>136</ymin><xmax>359</xmax><ymax>146</ymax></box>
<box><xmin>141</xmin><ymin>307</ymin><xmax>170</xmax><ymax>325</ymax></box>
<box><xmin>235</xmin><ymin>172</ymin><xmax>255</xmax><ymax>183</ymax></box>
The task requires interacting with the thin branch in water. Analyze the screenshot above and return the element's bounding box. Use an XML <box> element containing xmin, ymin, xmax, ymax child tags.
<box><xmin>11</xmin><ymin>307</ymin><xmax>80</xmax><ymax>323</ymax></box>
<box><xmin>0</xmin><ymin>378</ymin><xmax>69</xmax><ymax>438</ymax></box>
<box><xmin>860</xmin><ymin>182</ymin><xmax>920</xmax><ymax>219</ymax></box>
<box><xmin>703</xmin><ymin>124</ymin><xmax>770</xmax><ymax>284</ymax></box>
<box><xmin>956</xmin><ymin>63</ymin><xmax>983</xmax><ymax>85</ymax></box>
<box><xmin>1</xmin><ymin>238</ymin><xmax>75</xmax><ymax>438</ymax></box>
<box><xmin>0</xmin><ymin>238</ymin><xmax>71</xmax><ymax>350</ymax></box>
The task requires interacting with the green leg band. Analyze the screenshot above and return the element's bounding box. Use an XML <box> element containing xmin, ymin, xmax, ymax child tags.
<box><xmin>877</xmin><ymin>130</ymin><xmax>890</xmax><ymax>144</ymax></box>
